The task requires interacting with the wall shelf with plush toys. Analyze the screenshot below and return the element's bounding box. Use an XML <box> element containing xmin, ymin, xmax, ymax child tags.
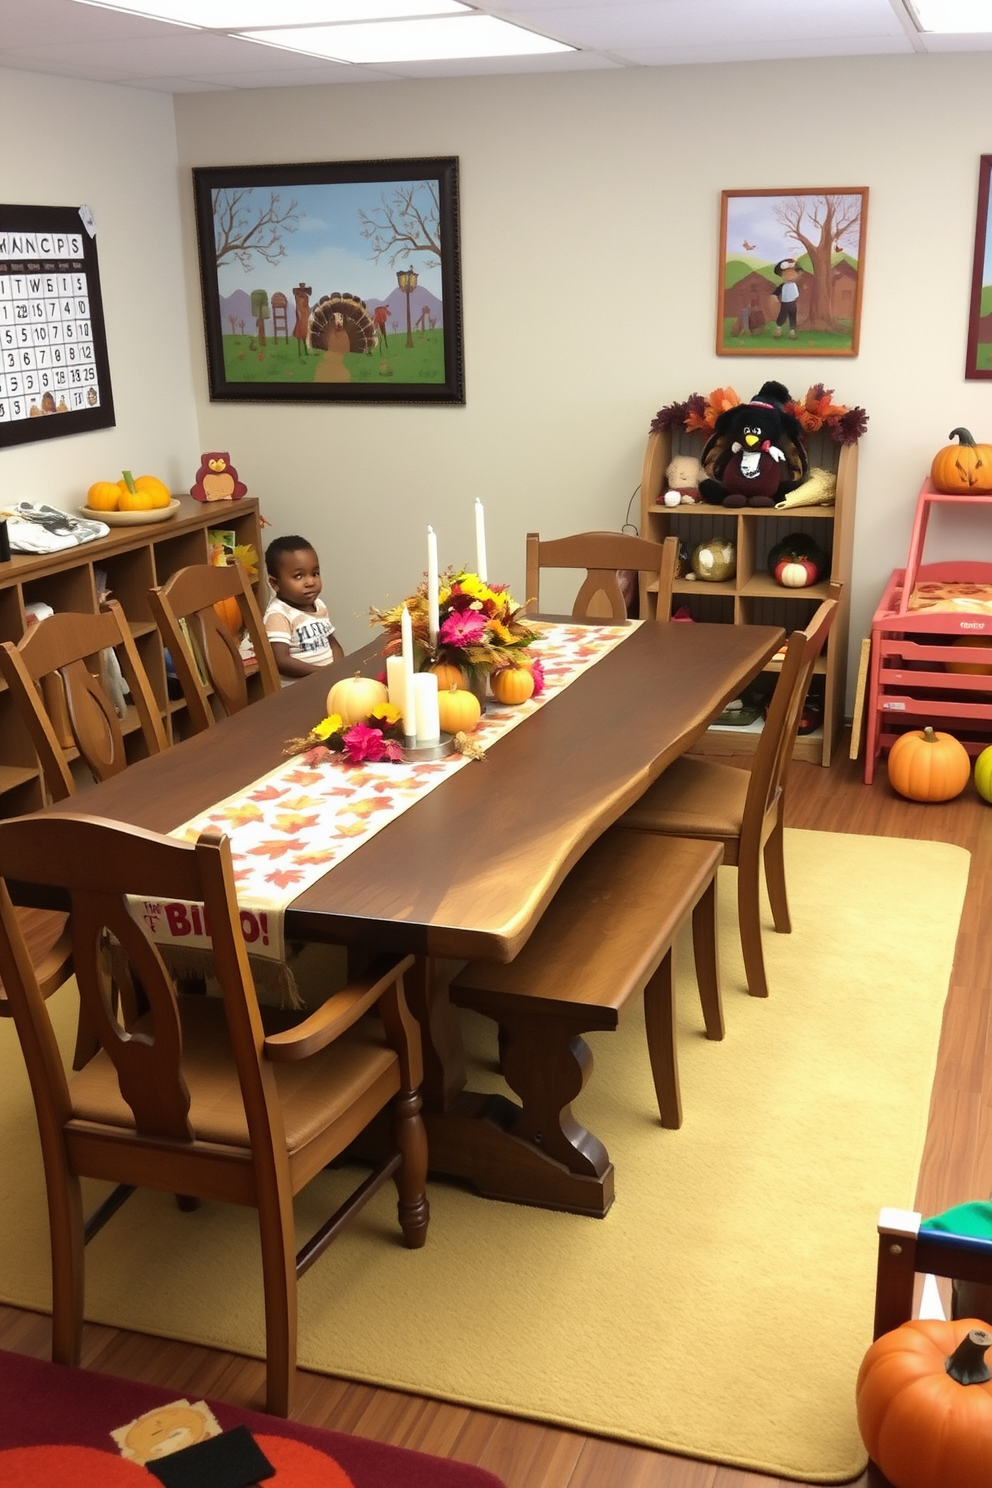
<box><xmin>0</xmin><ymin>469</ymin><xmax>264</xmax><ymax>819</ymax></box>
<box><xmin>639</xmin><ymin>381</ymin><xmax>864</xmax><ymax>767</ymax></box>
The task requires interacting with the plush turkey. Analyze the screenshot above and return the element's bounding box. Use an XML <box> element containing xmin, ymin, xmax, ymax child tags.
<box><xmin>698</xmin><ymin>381</ymin><xmax>808</xmax><ymax>508</ymax></box>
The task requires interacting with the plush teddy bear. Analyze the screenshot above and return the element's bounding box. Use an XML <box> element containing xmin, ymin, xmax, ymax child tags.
<box><xmin>662</xmin><ymin>453</ymin><xmax>703</xmax><ymax>508</ymax></box>
<box><xmin>698</xmin><ymin>380</ymin><xmax>808</xmax><ymax>508</ymax></box>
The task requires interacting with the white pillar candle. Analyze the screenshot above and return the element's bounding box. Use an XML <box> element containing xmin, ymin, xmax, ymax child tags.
<box><xmin>427</xmin><ymin>525</ymin><xmax>439</xmax><ymax>649</ymax></box>
<box><xmin>412</xmin><ymin>672</ymin><xmax>440</xmax><ymax>744</ymax></box>
<box><xmin>385</xmin><ymin>654</ymin><xmax>406</xmax><ymax>714</ymax></box>
<box><xmin>400</xmin><ymin>604</ymin><xmax>416</xmax><ymax>740</ymax></box>
<box><xmin>475</xmin><ymin>498</ymin><xmax>487</xmax><ymax>582</ymax></box>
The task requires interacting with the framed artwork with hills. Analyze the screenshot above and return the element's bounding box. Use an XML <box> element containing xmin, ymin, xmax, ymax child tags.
<box><xmin>192</xmin><ymin>157</ymin><xmax>464</xmax><ymax>405</ymax></box>
<box><xmin>716</xmin><ymin>187</ymin><xmax>867</xmax><ymax>357</ymax></box>
<box><xmin>966</xmin><ymin>155</ymin><xmax>992</xmax><ymax>380</ymax></box>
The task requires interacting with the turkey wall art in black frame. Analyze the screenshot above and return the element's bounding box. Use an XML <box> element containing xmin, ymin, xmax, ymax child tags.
<box><xmin>716</xmin><ymin>187</ymin><xmax>867</xmax><ymax>357</ymax></box>
<box><xmin>193</xmin><ymin>158</ymin><xmax>465</xmax><ymax>405</ymax></box>
<box><xmin>966</xmin><ymin>155</ymin><xmax>992</xmax><ymax>380</ymax></box>
<box><xmin>0</xmin><ymin>204</ymin><xmax>115</xmax><ymax>449</ymax></box>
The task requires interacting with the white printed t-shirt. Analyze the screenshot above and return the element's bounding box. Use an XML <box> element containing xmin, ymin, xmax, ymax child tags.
<box><xmin>263</xmin><ymin>595</ymin><xmax>336</xmax><ymax>666</ymax></box>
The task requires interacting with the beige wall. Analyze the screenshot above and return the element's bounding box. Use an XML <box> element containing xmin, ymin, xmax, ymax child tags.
<box><xmin>173</xmin><ymin>54</ymin><xmax>992</xmax><ymax>670</ymax></box>
<box><xmin>0</xmin><ymin>68</ymin><xmax>202</xmax><ymax>506</ymax></box>
<box><xmin>7</xmin><ymin>54</ymin><xmax>991</xmax><ymax>693</ymax></box>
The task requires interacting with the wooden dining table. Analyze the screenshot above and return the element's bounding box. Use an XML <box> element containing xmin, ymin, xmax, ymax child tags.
<box><xmin>38</xmin><ymin>618</ymin><xmax>782</xmax><ymax>1215</ymax></box>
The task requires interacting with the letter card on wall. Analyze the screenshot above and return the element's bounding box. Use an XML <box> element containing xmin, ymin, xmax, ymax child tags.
<box><xmin>0</xmin><ymin>203</ymin><xmax>115</xmax><ymax>448</ymax></box>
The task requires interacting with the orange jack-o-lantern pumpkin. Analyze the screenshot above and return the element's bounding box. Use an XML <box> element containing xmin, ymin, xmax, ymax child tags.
<box><xmin>930</xmin><ymin>428</ymin><xmax>992</xmax><ymax>494</ymax></box>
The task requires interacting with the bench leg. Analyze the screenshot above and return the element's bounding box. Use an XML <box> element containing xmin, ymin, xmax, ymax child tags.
<box><xmin>497</xmin><ymin>1010</ymin><xmax>611</xmax><ymax>1179</ymax></box>
<box><xmin>691</xmin><ymin>875</ymin><xmax>724</xmax><ymax>1041</ymax></box>
<box><xmin>643</xmin><ymin>951</ymin><xmax>681</xmax><ymax>1129</ymax></box>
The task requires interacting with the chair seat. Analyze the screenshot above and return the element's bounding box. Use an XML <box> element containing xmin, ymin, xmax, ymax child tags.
<box><xmin>68</xmin><ymin>995</ymin><xmax>400</xmax><ymax>1153</ymax></box>
<box><xmin>622</xmin><ymin>756</ymin><xmax>749</xmax><ymax>841</ymax></box>
<box><xmin>0</xmin><ymin>910</ymin><xmax>71</xmax><ymax>1013</ymax></box>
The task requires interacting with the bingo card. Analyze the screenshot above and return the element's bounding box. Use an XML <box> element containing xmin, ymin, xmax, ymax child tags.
<box><xmin>0</xmin><ymin>203</ymin><xmax>115</xmax><ymax>449</ymax></box>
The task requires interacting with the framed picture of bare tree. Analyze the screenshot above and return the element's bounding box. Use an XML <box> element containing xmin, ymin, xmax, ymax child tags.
<box><xmin>716</xmin><ymin>187</ymin><xmax>868</xmax><ymax>357</ymax></box>
<box><xmin>966</xmin><ymin>155</ymin><xmax>992</xmax><ymax>380</ymax></box>
<box><xmin>192</xmin><ymin>158</ymin><xmax>464</xmax><ymax>404</ymax></box>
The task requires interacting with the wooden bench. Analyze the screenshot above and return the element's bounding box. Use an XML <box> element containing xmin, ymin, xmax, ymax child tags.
<box><xmin>448</xmin><ymin>826</ymin><xmax>724</xmax><ymax>1214</ymax></box>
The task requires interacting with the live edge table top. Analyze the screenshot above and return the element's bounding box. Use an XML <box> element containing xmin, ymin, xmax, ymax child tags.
<box><xmin>43</xmin><ymin>620</ymin><xmax>783</xmax><ymax>964</ymax></box>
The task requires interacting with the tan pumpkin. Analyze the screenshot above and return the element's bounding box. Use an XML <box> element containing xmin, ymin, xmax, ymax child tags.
<box><xmin>326</xmin><ymin>674</ymin><xmax>389</xmax><ymax>724</ymax></box>
<box><xmin>491</xmin><ymin>666</ymin><xmax>535</xmax><ymax>706</ymax></box>
<box><xmin>437</xmin><ymin>685</ymin><xmax>481</xmax><ymax>735</ymax></box>
<box><xmin>931</xmin><ymin>428</ymin><xmax>992</xmax><ymax>494</ymax></box>
<box><xmin>887</xmin><ymin>725</ymin><xmax>971</xmax><ymax>802</ymax></box>
<box><xmin>429</xmin><ymin>662</ymin><xmax>466</xmax><ymax>691</ymax></box>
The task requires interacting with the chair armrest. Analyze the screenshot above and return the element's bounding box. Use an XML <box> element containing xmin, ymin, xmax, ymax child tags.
<box><xmin>263</xmin><ymin>952</ymin><xmax>415</xmax><ymax>1062</ymax></box>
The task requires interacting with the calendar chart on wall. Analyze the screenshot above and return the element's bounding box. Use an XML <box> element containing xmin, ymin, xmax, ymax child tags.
<box><xmin>0</xmin><ymin>204</ymin><xmax>115</xmax><ymax>450</ymax></box>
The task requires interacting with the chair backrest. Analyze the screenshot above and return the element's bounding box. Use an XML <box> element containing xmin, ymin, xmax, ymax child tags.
<box><xmin>0</xmin><ymin>812</ymin><xmax>279</xmax><ymax>1151</ymax></box>
<box><xmin>525</xmin><ymin>531</ymin><xmax>678</xmax><ymax>622</ymax></box>
<box><xmin>148</xmin><ymin>563</ymin><xmax>279</xmax><ymax>735</ymax></box>
<box><xmin>0</xmin><ymin>600</ymin><xmax>167</xmax><ymax>803</ymax></box>
<box><xmin>742</xmin><ymin>589</ymin><xmax>840</xmax><ymax>843</ymax></box>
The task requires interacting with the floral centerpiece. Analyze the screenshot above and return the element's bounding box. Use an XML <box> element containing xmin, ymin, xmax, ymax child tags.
<box><xmin>371</xmin><ymin>568</ymin><xmax>543</xmax><ymax>689</ymax></box>
<box><xmin>286</xmin><ymin>702</ymin><xmax>405</xmax><ymax>767</ymax></box>
<box><xmin>650</xmin><ymin>383</ymin><xmax>868</xmax><ymax>445</ymax></box>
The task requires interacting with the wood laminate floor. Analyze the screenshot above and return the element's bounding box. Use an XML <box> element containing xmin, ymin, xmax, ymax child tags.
<box><xmin>1</xmin><ymin>738</ymin><xmax>986</xmax><ymax>1487</ymax></box>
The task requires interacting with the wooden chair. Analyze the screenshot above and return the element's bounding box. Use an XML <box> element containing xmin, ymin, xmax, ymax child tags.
<box><xmin>525</xmin><ymin>531</ymin><xmax>678</xmax><ymax>621</ymax></box>
<box><xmin>148</xmin><ymin>563</ymin><xmax>280</xmax><ymax>734</ymax></box>
<box><xmin>620</xmin><ymin>593</ymin><xmax>839</xmax><ymax>999</ymax></box>
<box><xmin>0</xmin><ymin>812</ymin><xmax>429</xmax><ymax>1417</ymax></box>
<box><xmin>0</xmin><ymin>599</ymin><xmax>167</xmax><ymax>804</ymax></box>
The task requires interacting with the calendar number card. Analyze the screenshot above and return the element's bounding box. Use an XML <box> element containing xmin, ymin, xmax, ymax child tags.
<box><xmin>0</xmin><ymin>204</ymin><xmax>115</xmax><ymax>449</ymax></box>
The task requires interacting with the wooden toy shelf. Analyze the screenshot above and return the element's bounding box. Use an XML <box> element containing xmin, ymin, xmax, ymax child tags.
<box><xmin>0</xmin><ymin>495</ymin><xmax>264</xmax><ymax>819</ymax></box>
<box><xmin>639</xmin><ymin>425</ymin><xmax>856</xmax><ymax>766</ymax></box>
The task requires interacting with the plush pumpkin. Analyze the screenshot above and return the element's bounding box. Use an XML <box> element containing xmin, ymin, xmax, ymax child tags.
<box><xmin>85</xmin><ymin>479</ymin><xmax>121</xmax><ymax>512</ymax></box>
<box><xmin>887</xmin><ymin>725</ymin><xmax>971</xmax><ymax>802</ymax></box>
<box><xmin>491</xmin><ymin>666</ymin><xmax>535</xmax><ymax>706</ymax></box>
<box><xmin>768</xmin><ymin>532</ymin><xmax>828</xmax><ymax>588</ymax></box>
<box><xmin>930</xmin><ymin>428</ymin><xmax>992</xmax><ymax>494</ymax></box>
<box><xmin>326</xmin><ymin>674</ymin><xmax>388</xmax><ymax>724</ymax></box>
<box><xmin>437</xmin><ymin>685</ymin><xmax>481</xmax><ymax>735</ymax></box>
<box><xmin>429</xmin><ymin>662</ymin><xmax>466</xmax><ymax>692</ymax></box>
<box><xmin>856</xmin><ymin>1318</ymin><xmax>992</xmax><ymax>1488</ymax></box>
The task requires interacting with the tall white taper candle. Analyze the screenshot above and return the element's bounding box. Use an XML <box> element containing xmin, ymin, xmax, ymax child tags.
<box><xmin>427</xmin><ymin>525</ymin><xmax>439</xmax><ymax>649</ymax></box>
<box><xmin>475</xmin><ymin>498</ymin><xmax>487</xmax><ymax>582</ymax></box>
<box><xmin>400</xmin><ymin>604</ymin><xmax>416</xmax><ymax>740</ymax></box>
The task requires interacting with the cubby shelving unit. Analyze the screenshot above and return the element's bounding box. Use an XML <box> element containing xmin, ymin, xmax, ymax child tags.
<box><xmin>638</xmin><ymin>426</ymin><xmax>856</xmax><ymax>766</ymax></box>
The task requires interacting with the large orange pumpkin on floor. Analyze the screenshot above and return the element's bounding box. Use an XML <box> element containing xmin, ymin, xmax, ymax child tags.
<box><xmin>930</xmin><ymin>428</ymin><xmax>992</xmax><ymax>494</ymax></box>
<box><xmin>856</xmin><ymin>1319</ymin><xmax>992</xmax><ymax>1488</ymax></box>
<box><xmin>887</xmin><ymin>726</ymin><xmax>971</xmax><ymax>802</ymax></box>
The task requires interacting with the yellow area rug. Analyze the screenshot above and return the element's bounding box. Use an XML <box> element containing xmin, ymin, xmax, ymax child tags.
<box><xmin>0</xmin><ymin>829</ymin><xmax>970</xmax><ymax>1483</ymax></box>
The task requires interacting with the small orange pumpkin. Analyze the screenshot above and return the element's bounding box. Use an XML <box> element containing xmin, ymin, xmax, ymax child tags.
<box><xmin>491</xmin><ymin>665</ymin><xmax>535</xmax><ymax>706</ymax></box>
<box><xmin>437</xmin><ymin>685</ymin><xmax>481</xmax><ymax>735</ymax></box>
<box><xmin>856</xmin><ymin>1319</ymin><xmax>992</xmax><ymax>1488</ymax></box>
<box><xmin>887</xmin><ymin>725</ymin><xmax>971</xmax><ymax>802</ymax></box>
<box><xmin>85</xmin><ymin>479</ymin><xmax>121</xmax><ymax>512</ymax></box>
<box><xmin>930</xmin><ymin>428</ymin><xmax>992</xmax><ymax>494</ymax></box>
<box><xmin>326</xmin><ymin>673</ymin><xmax>388</xmax><ymax>724</ymax></box>
<box><xmin>429</xmin><ymin>662</ymin><xmax>466</xmax><ymax>691</ymax></box>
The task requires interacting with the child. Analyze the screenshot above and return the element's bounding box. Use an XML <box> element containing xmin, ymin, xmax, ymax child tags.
<box><xmin>264</xmin><ymin>534</ymin><xmax>344</xmax><ymax>679</ymax></box>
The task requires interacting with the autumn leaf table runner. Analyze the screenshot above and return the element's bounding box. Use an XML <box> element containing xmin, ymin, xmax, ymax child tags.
<box><xmin>127</xmin><ymin>621</ymin><xmax>638</xmax><ymax>998</ymax></box>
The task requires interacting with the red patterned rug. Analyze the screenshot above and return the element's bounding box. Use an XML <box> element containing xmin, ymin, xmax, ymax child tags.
<box><xmin>0</xmin><ymin>1349</ymin><xmax>507</xmax><ymax>1487</ymax></box>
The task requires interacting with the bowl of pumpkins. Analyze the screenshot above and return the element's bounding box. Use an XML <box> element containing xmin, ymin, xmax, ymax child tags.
<box><xmin>81</xmin><ymin>470</ymin><xmax>178</xmax><ymax>525</ymax></box>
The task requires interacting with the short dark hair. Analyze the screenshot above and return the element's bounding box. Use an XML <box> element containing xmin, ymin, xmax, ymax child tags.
<box><xmin>265</xmin><ymin>534</ymin><xmax>316</xmax><ymax>577</ymax></box>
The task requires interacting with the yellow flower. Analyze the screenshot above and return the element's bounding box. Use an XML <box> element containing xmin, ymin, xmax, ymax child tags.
<box><xmin>489</xmin><ymin>618</ymin><xmax>513</xmax><ymax>643</ymax></box>
<box><xmin>370</xmin><ymin>702</ymin><xmax>402</xmax><ymax>725</ymax></box>
<box><xmin>438</xmin><ymin>585</ymin><xmax>452</xmax><ymax>606</ymax></box>
<box><xmin>313</xmin><ymin>714</ymin><xmax>343</xmax><ymax>739</ymax></box>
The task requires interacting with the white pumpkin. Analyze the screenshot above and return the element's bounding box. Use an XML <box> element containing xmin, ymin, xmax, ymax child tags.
<box><xmin>326</xmin><ymin>673</ymin><xmax>388</xmax><ymax>723</ymax></box>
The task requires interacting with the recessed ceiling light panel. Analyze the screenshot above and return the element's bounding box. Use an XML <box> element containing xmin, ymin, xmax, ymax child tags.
<box><xmin>241</xmin><ymin>14</ymin><xmax>573</xmax><ymax>62</ymax></box>
<box><xmin>905</xmin><ymin>0</ymin><xmax>992</xmax><ymax>33</ymax></box>
<box><xmin>71</xmin><ymin>0</ymin><xmax>470</xmax><ymax>29</ymax></box>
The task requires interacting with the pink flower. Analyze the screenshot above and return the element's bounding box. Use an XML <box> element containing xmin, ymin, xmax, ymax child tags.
<box><xmin>529</xmin><ymin>657</ymin><xmax>545</xmax><ymax>696</ymax></box>
<box><xmin>440</xmin><ymin>609</ymin><xmax>488</xmax><ymax>648</ymax></box>
<box><xmin>382</xmin><ymin>740</ymin><xmax>404</xmax><ymax>762</ymax></box>
<box><xmin>342</xmin><ymin>722</ymin><xmax>387</xmax><ymax>764</ymax></box>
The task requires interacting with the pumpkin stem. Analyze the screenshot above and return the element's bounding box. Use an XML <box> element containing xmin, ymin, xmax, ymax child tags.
<box><xmin>922</xmin><ymin>726</ymin><xmax>938</xmax><ymax>743</ymax></box>
<box><xmin>945</xmin><ymin>1328</ymin><xmax>992</xmax><ymax>1385</ymax></box>
<box><xmin>121</xmin><ymin>469</ymin><xmax>137</xmax><ymax>495</ymax></box>
<box><xmin>949</xmin><ymin>428</ymin><xmax>976</xmax><ymax>447</ymax></box>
